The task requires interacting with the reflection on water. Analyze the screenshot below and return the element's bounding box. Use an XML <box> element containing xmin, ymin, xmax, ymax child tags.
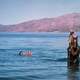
<box><xmin>67</xmin><ymin>66</ymin><xmax>80</xmax><ymax>80</ymax></box>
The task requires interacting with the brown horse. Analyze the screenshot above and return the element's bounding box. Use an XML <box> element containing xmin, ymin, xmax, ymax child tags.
<box><xmin>67</xmin><ymin>32</ymin><xmax>79</xmax><ymax>68</ymax></box>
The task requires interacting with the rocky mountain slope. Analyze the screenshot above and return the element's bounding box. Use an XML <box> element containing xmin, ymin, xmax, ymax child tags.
<box><xmin>0</xmin><ymin>13</ymin><xmax>80</xmax><ymax>32</ymax></box>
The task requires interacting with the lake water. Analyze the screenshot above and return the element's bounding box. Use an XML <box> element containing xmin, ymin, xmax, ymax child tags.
<box><xmin>0</xmin><ymin>32</ymin><xmax>80</xmax><ymax>80</ymax></box>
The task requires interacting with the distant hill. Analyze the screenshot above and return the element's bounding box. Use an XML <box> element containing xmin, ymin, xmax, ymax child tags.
<box><xmin>0</xmin><ymin>13</ymin><xmax>80</xmax><ymax>32</ymax></box>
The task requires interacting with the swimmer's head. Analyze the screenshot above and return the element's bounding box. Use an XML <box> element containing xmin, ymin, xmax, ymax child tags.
<box><xmin>70</xmin><ymin>31</ymin><xmax>74</xmax><ymax>35</ymax></box>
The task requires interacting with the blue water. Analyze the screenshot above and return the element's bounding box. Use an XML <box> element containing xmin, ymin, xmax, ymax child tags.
<box><xmin>0</xmin><ymin>32</ymin><xmax>80</xmax><ymax>80</ymax></box>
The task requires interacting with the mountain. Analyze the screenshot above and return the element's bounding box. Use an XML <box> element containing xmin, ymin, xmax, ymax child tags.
<box><xmin>0</xmin><ymin>13</ymin><xmax>80</xmax><ymax>32</ymax></box>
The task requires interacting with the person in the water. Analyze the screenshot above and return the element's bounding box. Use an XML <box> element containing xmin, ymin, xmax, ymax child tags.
<box><xmin>19</xmin><ymin>50</ymin><xmax>32</xmax><ymax>56</ymax></box>
<box><xmin>68</xmin><ymin>32</ymin><xmax>74</xmax><ymax>48</ymax></box>
<box><xmin>68</xmin><ymin>31</ymin><xmax>79</xmax><ymax>67</ymax></box>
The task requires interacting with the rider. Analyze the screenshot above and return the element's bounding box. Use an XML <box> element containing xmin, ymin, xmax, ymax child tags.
<box><xmin>68</xmin><ymin>31</ymin><xmax>74</xmax><ymax>48</ymax></box>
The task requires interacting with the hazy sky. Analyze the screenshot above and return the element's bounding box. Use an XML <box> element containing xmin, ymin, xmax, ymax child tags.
<box><xmin>0</xmin><ymin>0</ymin><xmax>80</xmax><ymax>25</ymax></box>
